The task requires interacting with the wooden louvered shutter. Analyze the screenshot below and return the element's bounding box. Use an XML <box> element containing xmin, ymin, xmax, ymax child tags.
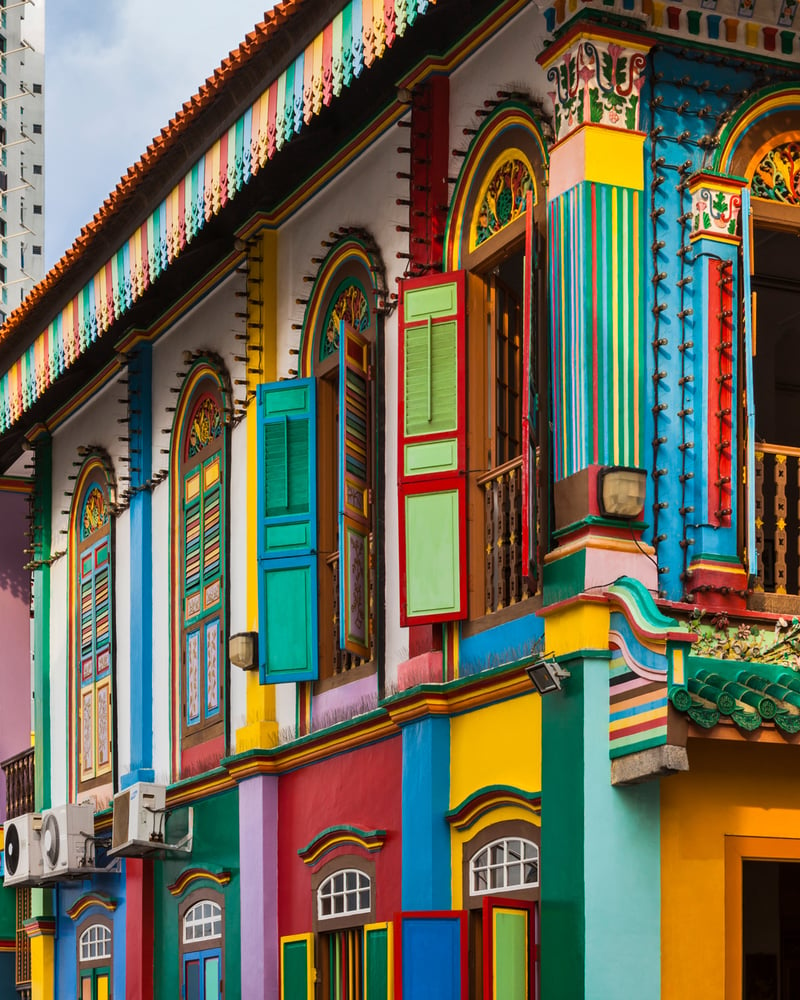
<box><xmin>521</xmin><ymin>191</ymin><xmax>539</xmax><ymax>591</ymax></box>
<box><xmin>398</xmin><ymin>271</ymin><xmax>467</xmax><ymax>626</ymax></box>
<box><xmin>280</xmin><ymin>934</ymin><xmax>314</xmax><ymax>1000</ymax></box>
<box><xmin>482</xmin><ymin>897</ymin><xmax>537</xmax><ymax>1000</ymax></box>
<box><xmin>339</xmin><ymin>322</ymin><xmax>372</xmax><ymax>658</ymax></box>
<box><xmin>258</xmin><ymin>379</ymin><xmax>319</xmax><ymax>683</ymax></box>
<box><xmin>364</xmin><ymin>922</ymin><xmax>393</xmax><ymax>1000</ymax></box>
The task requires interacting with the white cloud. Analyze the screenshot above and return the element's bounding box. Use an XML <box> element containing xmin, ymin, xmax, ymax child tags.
<box><xmin>45</xmin><ymin>1</ymin><xmax>273</xmax><ymax>267</ymax></box>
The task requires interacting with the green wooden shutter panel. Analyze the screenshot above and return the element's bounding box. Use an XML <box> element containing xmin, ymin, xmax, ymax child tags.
<box><xmin>364</xmin><ymin>924</ymin><xmax>390</xmax><ymax>1000</ymax></box>
<box><xmin>281</xmin><ymin>935</ymin><xmax>312</xmax><ymax>1000</ymax></box>
<box><xmin>398</xmin><ymin>271</ymin><xmax>467</xmax><ymax>626</ymax></box>
<box><xmin>493</xmin><ymin>909</ymin><xmax>529</xmax><ymax>1000</ymax></box>
<box><xmin>258</xmin><ymin>379</ymin><xmax>319</xmax><ymax>683</ymax></box>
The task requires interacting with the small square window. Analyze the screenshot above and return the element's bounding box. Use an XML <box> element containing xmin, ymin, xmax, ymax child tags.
<box><xmin>32</xmin><ymin>83</ymin><xmax>41</xmax><ymax>94</ymax></box>
<box><xmin>32</xmin><ymin>124</ymin><xmax>41</xmax><ymax>134</ymax></box>
<box><xmin>33</xmin><ymin>204</ymin><xmax>41</xmax><ymax>214</ymax></box>
<box><xmin>32</xmin><ymin>164</ymin><xmax>41</xmax><ymax>175</ymax></box>
<box><xmin>32</xmin><ymin>246</ymin><xmax>41</xmax><ymax>255</ymax></box>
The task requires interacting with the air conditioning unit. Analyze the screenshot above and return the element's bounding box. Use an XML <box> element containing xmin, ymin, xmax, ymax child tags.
<box><xmin>39</xmin><ymin>803</ymin><xmax>95</xmax><ymax>879</ymax></box>
<box><xmin>110</xmin><ymin>782</ymin><xmax>166</xmax><ymax>855</ymax></box>
<box><xmin>3</xmin><ymin>813</ymin><xmax>43</xmax><ymax>887</ymax></box>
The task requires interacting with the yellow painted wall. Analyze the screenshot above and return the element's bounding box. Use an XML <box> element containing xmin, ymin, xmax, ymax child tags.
<box><xmin>449</xmin><ymin>692</ymin><xmax>541</xmax><ymax>908</ymax></box>
<box><xmin>661</xmin><ymin>738</ymin><xmax>800</xmax><ymax>1000</ymax></box>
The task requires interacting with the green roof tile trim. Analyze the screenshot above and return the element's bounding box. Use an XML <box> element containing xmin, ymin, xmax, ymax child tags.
<box><xmin>0</xmin><ymin>0</ymin><xmax>440</xmax><ymax>433</ymax></box>
<box><xmin>671</xmin><ymin>655</ymin><xmax>800</xmax><ymax>733</ymax></box>
<box><xmin>605</xmin><ymin>577</ymin><xmax>695</xmax><ymax>640</ymax></box>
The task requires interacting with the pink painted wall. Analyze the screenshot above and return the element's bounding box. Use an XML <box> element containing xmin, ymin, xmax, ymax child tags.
<box><xmin>278</xmin><ymin>734</ymin><xmax>403</xmax><ymax>936</ymax></box>
<box><xmin>0</xmin><ymin>489</ymin><xmax>31</xmax><ymax>823</ymax></box>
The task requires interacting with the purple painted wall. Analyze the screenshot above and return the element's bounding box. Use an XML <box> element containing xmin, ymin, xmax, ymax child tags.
<box><xmin>239</xmin><ymin>775</ymin><xmax>279</xmax><ymax>1000</ymax></box>
<box><xmin>0</xmin><ymin>487</ymin><xmax>31</xmax><ymax>823</ymax></box>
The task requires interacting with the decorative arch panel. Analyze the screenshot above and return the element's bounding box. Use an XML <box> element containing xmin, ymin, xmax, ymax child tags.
<box><xmin>169</xmin><ymin>359</ymin><xmax>231</xmax><ymax>777</ymax></box>
<box><xmin>68</xmin><ymin>453</ymin><xmax>116</xmax><ymax>802</ymax></box>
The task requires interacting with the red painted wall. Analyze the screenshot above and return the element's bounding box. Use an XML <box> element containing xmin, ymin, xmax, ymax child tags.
<box><xmin>278</xmin><ymin>734</ymin><xmax>403</xmax><ymax>935</ymax></box>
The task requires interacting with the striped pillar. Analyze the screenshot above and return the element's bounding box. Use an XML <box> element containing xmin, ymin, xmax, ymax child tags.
<box><xmin>540</xmin><ymin>27</ymin><xmax>650</xmax><ymax>482</ymax></box>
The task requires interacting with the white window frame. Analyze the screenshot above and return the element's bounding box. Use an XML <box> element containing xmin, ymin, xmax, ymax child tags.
<box><xmin>79</xmin><ymin>923</ymin><xmax>112</xmax><ymax>963</ymax></box>
<box><xmin>182</xmin><ymin>899</ymin><xmax>223</xmax><ymax>944</ymax></box>
<box><xmin>469</xmin><ymin>836</ymin><xmax>539</xmax><ymax>896</ymax></box>
<box><xmin>316</xmin><ymin>868</ymin><xmax>372</xmax><ymax>922</ymax></box>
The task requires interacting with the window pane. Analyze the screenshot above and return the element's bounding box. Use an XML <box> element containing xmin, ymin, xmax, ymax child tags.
<box><xmin>205</xmin><ymin>956</ymin><xmax>221</xmax><ymax>1000</ymax></box>
<box><xmin>185</xmin><ymin>959</ymin><xmax>201</xmax><ymax>1000</ymax></box>
<box><xmin>359</xmin><ymin>890</ymin><xmax>370</xmax><ymax>909</ymax></box>
<box><xmin>346</xmin><ymin>871</ymin><xmax>357</xmax><ymax>891</ymax></box>
<box><xmin>525</xmin><ymin>860</ymin><xmax>539</xmax><ymax>885</ymax></box>
<box><xmin>507</xmin><ymin>863</ymin><xmax>522</xmax><ymax>886</ymax></box>
<box><xmin>321</xmin><ymin>897</ymin><xmax>331</xmax><ymax>916</ymax></box>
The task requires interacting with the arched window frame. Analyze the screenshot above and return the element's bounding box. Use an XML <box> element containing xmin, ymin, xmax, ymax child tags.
<box><xmin>169</xmin><ymin>359</ymin><xmax>231</xmax><ymax>775</ymax></box>
<box><xmin>69</xmin><ymin>454</ymin><xmax>116</xmax><ymax>800</ymax></box>
<box><xmin>310</xmin><ymin>855</ymin><xmax>376</xmax><ymax>932</ymax></box>
<box><xmin>461</xmin><ymin>819</ymin><xmax>541</xmax><ymax>909</ymax></box>
<box><xmin>302</xmin><ymin>237</ymin><xmax>382</xmax><ymax>688</ymax></box>
<box><xmin>76</xmin><ymin>914</ymin><xmax>113</xmax><ymax>1000</ymax></box>
<box><xmin>178</xmin><ymin>887</ymin><xmax>226</xmax><ymax>1000</ymax></box>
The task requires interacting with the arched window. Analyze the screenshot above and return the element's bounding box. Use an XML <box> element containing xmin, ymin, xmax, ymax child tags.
<box><xmin>70</xmin><ymin>455</ymin><xmax>115</xmax><ymax>799</ymax></box>
<box><xmin>77</xmin><ymin>917</ymin><xmax>112</xmax><ymax>1000</ymax></box>
<box><xmin>469</xmin><ymin>836</ymin><xmax>539</xmax><ymax>896</ymax></box>
<box><xmin>179</xmin><ymin>889</ymin><xmax>225</xmax><ymax>1000</ymax></box>
<box><xmin>258</xmin><ymin>236</ymin><xmax>384</xmax><ymax>700</ymax></box>
<box><xmin>170</xmin><ymin>361</ymin><xmax>229</xmax><ymax>774</ymax></box>
<box><xmin>317</xmin><ymin>868</ymin><xmax>371</xmax><ymax>921</ymax></box>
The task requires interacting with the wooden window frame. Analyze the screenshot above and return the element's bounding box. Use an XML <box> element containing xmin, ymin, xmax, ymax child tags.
<box><xmin>462</xmin><ymin>820</ymin><xmax>541</xmax><ymax>910</ymax></box>
<box><xmin>72</xmin><ymin>463</ymin><xmax>116</xmax><ymax>800</ymax></box>
<box><xmin>311</xmin><ymin>855</ymin><xmax>376</xmax><ymax>933</ymax></box>
<box><xmin>76</xmin><ymin>914</ymin><xmax>113</xmax><ymax>1000</ymax></box>
<box><xmin>178</xmin><ymin>887</ymin><xmax>226</xmax><ymax>998</ymax></box>
<box><xmin>177</xmin><ymin>381</ymin><xmax>228</xmax><ymax>753</ymax></box>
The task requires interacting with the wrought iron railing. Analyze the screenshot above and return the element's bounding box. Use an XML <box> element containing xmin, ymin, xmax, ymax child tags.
<box><xmin>477</xmin><ymin>456</ymin><xmax>531</xmax><ymax>614</ymax></box>
<box><xmin>2</xmin><ymin>747</ymin><xmax>34</xmax><ymax>821</ymax></box>
<box><xmin>754</xmin><ymin>443</ymin><xmax>800</xmax><ymax>595</ymax></box>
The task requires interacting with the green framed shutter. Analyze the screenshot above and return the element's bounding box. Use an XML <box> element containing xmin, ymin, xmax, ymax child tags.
<box><xmin>339</xmin><ymin>321</ymin><xmax>372</xmax><ymax>658</ymax></box>
<box><xmin>280</xmin><ymin>933</ymin><xmax>314</xmax><ymax>1000</ymax></box>
<box><xmin>398</xmin><ymin>271</ymin><xmax>467</xmax><ymax>626</ymax></box>
<box><xmin>481</xmin><ymin>897</ymin><xmax>537</xmax><ymax>1000</ymax></box>
<box><xmin>521</xmin><ymin>191</ymin><xmax>539</xmax><ymax>590</ymax></box>
<box><xmin>258</xmin><ymin>379</ymin><xmax>319</xmax><ymax>683</ymax></box>
<box><xmin>364</xmin><ymin>921</ymin><xmax>393</xmax><ymax>999</ymax></box>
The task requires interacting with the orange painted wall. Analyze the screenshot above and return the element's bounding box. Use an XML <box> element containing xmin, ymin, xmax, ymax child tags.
<box><xmin>661</xmin><ymin>738</ymin><xmax>800</xmax><ymax>1000</ymax></box>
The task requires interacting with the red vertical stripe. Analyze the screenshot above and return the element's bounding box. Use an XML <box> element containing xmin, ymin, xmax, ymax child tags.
<box><xmin>126</xmin><ymin>859</ymin><xmax>154</xmax><ymax>1000</ymax></box>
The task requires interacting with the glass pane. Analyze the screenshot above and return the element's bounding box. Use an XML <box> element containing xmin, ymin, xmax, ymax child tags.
<box><xmin>525</xmin><ymin>860</ymin><xmax>538</xmax><ymax>884</ymax></box>
<box><xmin>334</xmin><ymin>873</ymin><xmax>344</xmax><ymax>893</ymax></box>
<box><xmin>334</xmin><ymin>894</ymin><xmax>344</xmax><ymax>914</ymax></box>
<box><xmin>507</xmin><ymin>863</ymin><xmax>522</xmax><ymax>886</ymax></box>
<box><xmin>490</xmin><ymin>867</ymin><xmax>503</xmax><ymax>889</ymax></box>
<box><xmin>321</xmin><ymin>896</ymin><xmax>331</xmax><ymax>916</ymax></box>
<box><xmin>358</xmin><ymin>890</ymin><xmax>370</xmax><ymax>910</ymax></box>
<box><xmin>185</xmin><ymin>959</ymin><xmax>201</xmax><ymax>1000</ymax></box>
<box><xmin>507</xmin><ymin>840</ymin><xmax>522</xmax><ymax>863</ymax></box>
<box><xmin>491</xmin><ymin>844</ymin><xmax>504</xmax><ymax>865</ymax></box>
<box><xmin>346</xmin><ymin>891</ymin><xmax>358</xmax><ymax>911</ymax></box>
<box><xmin>346</xmin><ymin>871</ymin><xmax>357</xmax><ymax>891</ymax></box>
<box><xmin>474</xmin><ymin>848</ymin><xmax>487</xmax><ymax>869</ymax></box>
<box><xmin>205</xmin><ymin>956</ymin><xmax>221</xmax><ymax>1000</ymax></box>
<box><xmin>474</xmin><ymin>870</ymin><xmax>488</xmax><ymax>892</ymax></box>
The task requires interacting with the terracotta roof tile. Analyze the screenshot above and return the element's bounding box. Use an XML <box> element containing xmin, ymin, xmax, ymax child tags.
<box><xmin>0</xmin><ymin>0</ymin><xmax>309</xmax><ymax>346</ymax></box>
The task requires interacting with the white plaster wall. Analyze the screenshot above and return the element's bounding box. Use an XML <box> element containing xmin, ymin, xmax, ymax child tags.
<box><xmin>447</xmin><ymin>4</ymin><xmax>552</xmax><ymax>187</ymax></box>
<box><xmin>150</xmin><ymin>479</ymin><xmax>170</xmax><ymax>785</ymax></box>
<box><xmin>228</xmin><ymin>417</ymin><xmax>248</xmax><ymax>736</ymax></box>
<box><xmin>114</xmin><ymin>507</ymin><xmax>131</xmax><ymax>780</ymax></box>
<box><xmin>48</xmin><ymin>556</ymin><xmax>67</xmax><ymax>805</ymax></box>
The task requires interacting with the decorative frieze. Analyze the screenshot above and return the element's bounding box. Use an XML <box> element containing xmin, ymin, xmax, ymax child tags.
<box><xmin>688</xmin><ymin>172</ymin><xmax>746</xmax><ymax>243</ymax></box>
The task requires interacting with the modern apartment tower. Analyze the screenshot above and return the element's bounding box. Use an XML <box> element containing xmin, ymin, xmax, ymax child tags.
<box><xmin>0</xmin><ymin>0</ymin><xmax>43</xmax><ymax>323</ymax></box>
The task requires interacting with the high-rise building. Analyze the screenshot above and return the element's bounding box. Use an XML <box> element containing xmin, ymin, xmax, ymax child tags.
<box><xmin>0</xmin><ymin>0</ymin><xmax>43</xmax><ymax>324</ymax></box>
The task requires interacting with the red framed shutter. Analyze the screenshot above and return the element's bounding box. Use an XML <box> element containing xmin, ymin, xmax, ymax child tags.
<box><xmin>398</xmin><ymin>271</ymin><xmax>467</xmax><ymax>626</ymax></box>
<box><xmin>339</xmin><ymin>321</ymin><xmax>372</xmax><ymax>658</ymax></box>
<box><xmin>257</xmin><ymin>378</ymin><xmax>319</xmax><ymax>683</ymax></box>
<box><xmin>482</xmin><ymin>897</ymin><xmax>538</xmax><ymax>1000</ymax></box>
<box><xmin>521</xmin><ymin>190</ymin><xmax>538</xmax><ymax>591</ymax></box>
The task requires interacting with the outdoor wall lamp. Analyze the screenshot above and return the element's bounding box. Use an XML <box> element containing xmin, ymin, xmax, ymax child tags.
<box><xmin>229</xmin><ymin>631</ymin><xmax>258</xmax><ymax>670</ymax></box>
<box><xmin>597</xmin><ymin>466</ymin><xmax>647</xmax><ymax>520</ymax></box>
<box><xmin>525</xmin><ymin>655</ymin><xmax>571</xmax><ymax>695</ymax></box>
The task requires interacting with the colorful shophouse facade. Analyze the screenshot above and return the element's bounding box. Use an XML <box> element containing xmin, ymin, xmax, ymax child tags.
<box><xmin>1</xmin><ymin>0</ymin><xmax>800</xmax><ymax>998</ymax></box>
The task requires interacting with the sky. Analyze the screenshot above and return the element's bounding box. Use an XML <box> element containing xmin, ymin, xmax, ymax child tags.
<box><xmin>45</xmin><ymin>1</ymin><xmax>275</xmax><ymax>269</ymax></box>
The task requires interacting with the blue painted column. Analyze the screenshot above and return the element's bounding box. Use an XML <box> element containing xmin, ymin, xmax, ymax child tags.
<box><xmin>123</xmin><ymin>344</ymin><xmax>155</xmax><ymax>787</ymax></box>
<box><xmin>401</xmin><ymin>716</ymin><xmax>451</xmax><ymax>909</ymax></box>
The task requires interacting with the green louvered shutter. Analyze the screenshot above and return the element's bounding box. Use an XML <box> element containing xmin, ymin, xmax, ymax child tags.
<box><xmin>364</xmin><ymin>922</ymin><xmax>393</xmax><ymax>999</ymax></box>
<box><xmin>280</xmin><ymin>934</ymin><xmax>314</xmax><ymax>1000</ymax></box>
<box><xmin>481</xmin><ymin>897</ymin><xmax>537</xmax><ymax>1000</ymax></box>
<box><xmin>258</xmin><ymin>379</ymin><xmax>318</xmax><ymax>683</ymax></box>
<box><xmin>398</xmin><ymin>271</ymin><xmax>467</xmax><ymax>626</ymax></box>
<box><xmin>339</xmin><ymin>321</ymin><xmax>372</xmax><ymax>658</ymax></box>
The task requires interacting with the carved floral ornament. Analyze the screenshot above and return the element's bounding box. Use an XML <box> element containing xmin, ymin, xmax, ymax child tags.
<box><xmin>688</xmin><ymin>172</ymin><xmax>744</xmax><ymax>243</ymax></box>
<box><xmin>320</xmin><ymin>280</ymin><xmax>370</xmax><ymax>361</ymax></box>
<box><xmin>752</xmin><ymin>140</ymin><xmax>800</xmax><ymax>203</ymax></box>
<box><xmin>470</xmin><ymin>154</ymin><xmax>534</xmax><ymax>252</ymax></box>
<box><xmin>81</xmin><ymin>487</ymin><xmax>109</xmax><ymax>540</ymax></box>
<box><xmin>544</xmin><ymin>37</ymin><xmax>648</xmax><ymax>143</ymax></box>
<box><xmin>187</xmin><ymin>396</ymin><xmax>222</xmax><ymax>459</ymax></box>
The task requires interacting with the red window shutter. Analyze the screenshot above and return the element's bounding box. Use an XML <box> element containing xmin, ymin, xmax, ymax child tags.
<box><xmin>397</xmin><ymin>270</ymin><xmax>467</xmax><ymax>626</ymax></box>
